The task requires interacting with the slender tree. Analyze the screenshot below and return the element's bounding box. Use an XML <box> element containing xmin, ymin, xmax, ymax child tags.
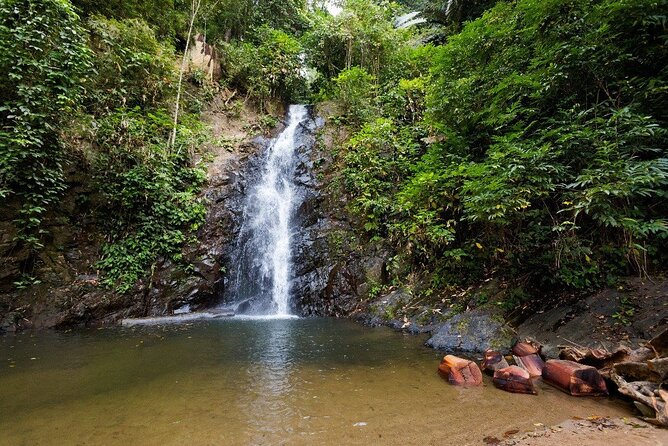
<box><xmin>171</xmin><ymin>0</ymin><xmax>202</xmax><ymax>149</ymax></box>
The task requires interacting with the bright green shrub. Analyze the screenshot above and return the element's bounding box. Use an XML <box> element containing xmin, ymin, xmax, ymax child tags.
<box><xmin>333</xmin><ymin>67</ymin><xmax>378</xmax><ymax>123</ymax></box>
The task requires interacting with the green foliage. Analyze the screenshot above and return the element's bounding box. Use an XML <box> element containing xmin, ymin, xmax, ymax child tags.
<box><xmin>612</xmin><ymin>296</ymin><xmax>635</xmax><ymax>326</ymax></box>
<box><xmin>333</xmin><ymin>67</ymin><xmax>378</xmax><ymax>123</ymax></box>
<box><xmin>331</xmin><ymin>0</ymin><xmax>668</xmax><ymax>297</ymax></box>
<box><xmin>92</xmin><ymin>108</ymin><xmax>206</xmax><ymax>293</ymax></box>
<box><xmin>343</xmin><ymin>117</ymin><xmax>425</xmax><ymax>236</ymax></box>
<box><xmin>222</xmin><ymin>27</ymin><xmax>304</xmax><ymax>108</ymax></box>
<box><xmin>420</xmin><ymin>0</ymin><xmax>668</xmax><ymax>288</ymax></box>
<box><xmin>86</xmin><ymin>16</ymin><xmax>176</xmax><ymax>113</ymax></box>
<box><xmin>420</xmin><ymin>0</ymin><xmax>499</xmax><ymax>29</ymax></box>
<box><xmin>0</xmin><ymin>0</ymin><xmax>92</xmax><ymax>248</ymax></box>
<box><xmin>203</xmin><ymin>0</ymin><xmax>307</xmax><ymax>42</ymax></box>
<box><xmin>303</xmin><ymin>0</ymin><xmax>407</xmax><ymax>81</ymax></box>
<box><xmin>71</xmin><ymin>0</ymin><xmax>186</xmax><ymax>39</ymax></box>
<box><xmin>79</xmin><ymin>14</ymin><xmax>207</xmax><ymax>293</ymax></box>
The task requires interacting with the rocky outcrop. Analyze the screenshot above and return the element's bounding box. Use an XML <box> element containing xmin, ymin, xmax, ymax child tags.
<box><xmin>516</xmin><ymin>277</ymin><xmax>668</xmax><ymax>358</ymax></box>
<box><xmin>281</xmin><ymin>104</ymin><xmax>384</xmax><ymax>317</ymax></box>
<box><xmin>426</xmin><ymin>309</ymin><xmax>516</xmax><ymax>354</ymax></box>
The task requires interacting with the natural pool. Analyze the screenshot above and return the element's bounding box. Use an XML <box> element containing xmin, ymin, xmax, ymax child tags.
<box><xmin>0</xmin><ymin>318</ymin><xmax>633</xmax><ymax>445</ymax></box>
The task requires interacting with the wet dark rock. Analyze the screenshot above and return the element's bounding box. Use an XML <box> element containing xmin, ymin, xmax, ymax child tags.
<box><xmin>369</xmin><ymin>288</ymin><xmax>411</xmax><ymax>319</ymax></box>
<box><xmin>426</xmin><ymin>309</ymin><xmax>516</xmax><ymax>354</ymax></box>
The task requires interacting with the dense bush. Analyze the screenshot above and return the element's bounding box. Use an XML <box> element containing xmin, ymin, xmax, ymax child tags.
<box><xmin>71</xmin><ymin>0</ymin><xmax>186</xmax><ymax>39</ymax></box>
<box><xmin>222</xmin><ymin>27</ymin><xmax>305</xmax><ymax>107</ymax></box>
<box><xmin>93</xmin><ymin>108</ymin><xmax>206</xmax><ymax>292</ymax></box>
<box><xmin>82</xmin><ymin>16</ymin><xmax>208</xmax><ymax>292</ymax></box>
<box><xmin>0</xmin><ymin>0</ymin><xmax>92</xmax><ymax>249</ymax></box>
<box><xmin>203</xmin><ymin>0</ymin><xmax>308</xmax><ymax>42</ymax></box>
<box><xmin>327</xmin><ymin>0</ymin><xmax>668</xmax><ymax>295</ymax></box>
<box><xmin>304</xmin><ymin>0</ymin><xmax>406</xmax><ymax>81</ymax></box>
<box><xmin>86</xmin><ymin>16</ymin><xmax>176</xmax><ymax>113</ymax></box>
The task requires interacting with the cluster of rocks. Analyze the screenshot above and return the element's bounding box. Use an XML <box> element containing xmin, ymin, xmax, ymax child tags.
<box><xmin>438</xmin><ymin>341</ymin><xmax>608</xmax><ymax>396</ymax></box>
<box><xmin>437</xmin><ymin>330</ymin><xmax>668</xmax><ymax>427</ymax></box>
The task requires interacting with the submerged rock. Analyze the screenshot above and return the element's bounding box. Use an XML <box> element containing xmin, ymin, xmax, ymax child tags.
<box><xmin>426</xmin><ymin>309</ymin><xmax>516</xmax><ymax>354</ymax></box>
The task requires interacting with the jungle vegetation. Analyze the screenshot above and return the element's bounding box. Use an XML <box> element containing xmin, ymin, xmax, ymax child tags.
<box><xmin>1</xmin><ymin>0</ymin><xmax>666</xmax><ymax>301</ymax></box>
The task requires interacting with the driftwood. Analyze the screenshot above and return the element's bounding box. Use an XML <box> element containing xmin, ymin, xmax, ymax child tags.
<box><xmin>611</xmin><ymin>372</ymin><xmax>668</xmax><ymax>427</ymax></box>
<box><xmin>493</xmin><ymin>366</ymin><xmax>537</xmax><ymax>395</ymax></box>
<box><xmin>482</xmin><ymin>350</ymin><xmax>510</xmax><ymax>375</ymax></box>
<box><xmin>438</xmin><ymin>355</ymin><xmax>483</xmax><ymax>386</ymax></box>
<box><xmin>542</xmin><ymin>360</ymin><xmax>608</xmax><ymax>396</ymax></box>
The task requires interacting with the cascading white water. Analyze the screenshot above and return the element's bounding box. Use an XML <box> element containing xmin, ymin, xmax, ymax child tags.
<box><xmin>233</xmin><ymin>105</ymin><xmax>309</xmax><ymax>316</ymax></box>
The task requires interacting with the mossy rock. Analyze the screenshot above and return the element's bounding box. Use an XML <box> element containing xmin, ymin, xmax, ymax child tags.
<box><xmin>425</xmin><ymin>309</ymin><xmax>516</xmax><ymax>354</ymax></box>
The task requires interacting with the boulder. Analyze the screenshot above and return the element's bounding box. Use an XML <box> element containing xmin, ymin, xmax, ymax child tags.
<box><xmin>493</xmin><ymin>366</ymin><xmax>537</xmax><ymax>395</ymax></box>
<box><xmin>542</xmin><ymin>360</ymin><xmax>608</xmax><ymax>396</ymax></box>
<box><xmin>438</xmin><ymin>355</ymin><xmax>483</xmax><ymax>386</ymax></box>
<box><xmin>515</xmin><ymin>354</ymin><xmax>545</xmax><ymax>377</ymax></box>
<box><xmin>512</xmin><ymin>342</ymin><xmax>539</xmax><ymax>356</ymax></box>
<box><xmin>426</xmin><ymin>309</ymin><xmax>516</xmax><ymax>354</ymax></box>
<box><xmin>369</xmin><ymin>288</ymin><xmax>411</xmax><ymax>320</ymax></box>
<box><xmin>512</xmin><ymin>341</ymin><xmax>545</xmax><ymax>377</ymax></box>
<box><xmin>481</xmin><ymin>350</ymin><xmax>510</xmax><ymax>374</ymax></box>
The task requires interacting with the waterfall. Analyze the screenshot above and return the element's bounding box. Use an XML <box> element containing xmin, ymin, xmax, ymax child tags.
<box><xmin>231</xmin><ymin>105</ymin><xmax>310</xmax><ymax>316</ymax></box>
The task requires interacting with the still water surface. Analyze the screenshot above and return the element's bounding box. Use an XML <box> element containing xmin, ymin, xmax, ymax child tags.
<box><xmin>0</xmin><ymin>318</ymin><xmax>631</xmax><ymax>445</ymax></box>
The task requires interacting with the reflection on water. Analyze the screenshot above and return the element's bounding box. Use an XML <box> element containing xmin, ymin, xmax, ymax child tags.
<box><xmin>243</xmin><ymin>320</ymin><xmax>297</xmax><ymax>443</ymax></box>
<box><xmin>0</xmin><ymin>318</ymin><xmax>633</xmax><ymax>445</ymax></box>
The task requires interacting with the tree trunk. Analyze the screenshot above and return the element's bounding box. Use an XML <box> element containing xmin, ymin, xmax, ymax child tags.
<box><xmin>171</xmin><ymin>0</ymin><xmax>202</xmax><ymax>149</ymax></box>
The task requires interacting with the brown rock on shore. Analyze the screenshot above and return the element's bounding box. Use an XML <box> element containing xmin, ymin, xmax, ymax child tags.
<box><xmin>438</xmin><ymin>355</ymin><xmax>483</xmax><ymax>386</ymax></box>
<box><xmin>493</xmin><ymin>366</ymin><xmax>537</xmax><ymax>395</ymax></box>
<box><xmin>542</xmin><ymin>360</ymin><xmax>608</xmax><ymax>396</ymax></box>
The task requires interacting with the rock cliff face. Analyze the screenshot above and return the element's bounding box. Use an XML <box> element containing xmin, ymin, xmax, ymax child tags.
<box><xmin>284</xmin><ymin>105</ymin><xmax>382</xmax><ymax>317</ymax></box>
<box><xmin>0</xmin><ymin>99</ymin><xmax>376</xmax><ymax>331</ymax></box>
<box><xmin>214</xmin><ymin>105</ymin><xmax>373</xmax><ymax>317</ymax></box>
